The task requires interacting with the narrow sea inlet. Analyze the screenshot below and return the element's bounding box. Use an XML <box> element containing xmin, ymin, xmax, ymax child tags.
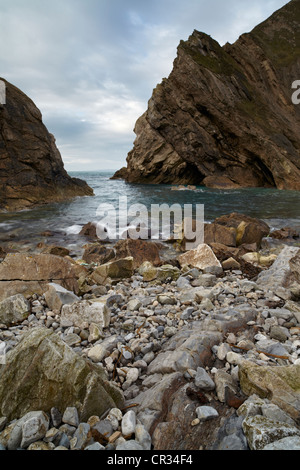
<box><xmin>0</xmin><ymin>170</ymin><xmax>300</xmax><ymax>255</ymax></box>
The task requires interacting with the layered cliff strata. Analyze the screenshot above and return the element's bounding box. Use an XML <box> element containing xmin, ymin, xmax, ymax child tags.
<box><xmin>0</xmin><ymin>79</ymin><xmax>93</xmax><ymax>211</ymax></box>
<box><xmin>113</xmin><ymin>0</ymin><xmax>300</xmax><ymax>190</ymax></box>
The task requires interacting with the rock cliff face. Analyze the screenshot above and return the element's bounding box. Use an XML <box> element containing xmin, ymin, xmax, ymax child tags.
<box><xmin>0</xmin><ymin>79</ymin><xmax>93</xmax><ymax>211</ymax></box>
<box><xmin>113</xmin><ymin>0</ymin><xmax>300</xmax><ymax>190</ymax></box>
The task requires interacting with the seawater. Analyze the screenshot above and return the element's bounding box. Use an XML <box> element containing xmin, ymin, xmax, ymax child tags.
<box><xmin>0</xmin><ymin>170</ymin><xmax>299</xmax><ymax>254</ymax></box>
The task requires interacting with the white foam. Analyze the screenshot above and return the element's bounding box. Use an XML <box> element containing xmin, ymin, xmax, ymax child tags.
<box><xmin>64</xmin><ymin>224</ymin><xmax>83</xmax><ymax>235</ymax></box>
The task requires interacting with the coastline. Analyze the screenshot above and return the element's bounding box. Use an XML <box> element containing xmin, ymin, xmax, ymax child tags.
<box><xmin>0</xmin><ymin>212</ymin><xmax>300</xmax><ymax>450</ymax></box>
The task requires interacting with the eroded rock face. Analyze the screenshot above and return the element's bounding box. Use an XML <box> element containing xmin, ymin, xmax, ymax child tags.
<box><xmin>0</xmin><ymin>79</ymin><xmax>93</xmax><ymax>211</ymax></box>
<box><xmin>113</xmin><ymin>1</ymin><xmax>300</xmax><ymax>190</ymax></box>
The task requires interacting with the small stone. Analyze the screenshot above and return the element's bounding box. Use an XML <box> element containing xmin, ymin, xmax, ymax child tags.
<box><xmin>127</xmin><ymin>299</ymin><xmax>142</xmax><ymax>311</ymax></box>
<box><xmin>217</xmin><ymin>343</ymin><xmax>231</xmax><ymax>361</ymax></box>
<box><xmin>194</xmin><ymin>367</ymin><xmax>215</xmax><ymax>391</ymax></box>
<box><xmin>226</xmin><ymin>351</ymin><xmax>244</xmax><ymax>365</ymax></box>
<box><xmin>269</xmin><ymin>325</ymin><xmax>290</xmax><ymax>342</ymax></box>
<box><xmin>157</xmin><ymin>295</ymin><xmax>177</xmax><ymax>306</ymax></box>
<box><xmin>121</xmin><ymin>410</ymin><xmax>136</xmax><ymax>436</ymax></box>
<box><xmin>85</xmin><ymin>442</ymin><xmax>105</xmax><ymax>450</ymax></box>
<box><xmin>196</xmin><ymin>406</ymin><xmax>219</xmax><ymax>422</ymax></box>
<box><xmin>62</xmin><ymin>407</ymin><xmax>79</xmax><ymax>427</ymax></box>
<box><xmin>164</xmin><ymin>326</ymin><xmax>177</xmax><ymax>337</ymax></box>
<box><xmin>93</xmin><ymin>419</ymin><xmax>114</xmax><ymax>438</ymax></box>
<box><xmin>191</xmin><ymin>418</ymin><xmax>200</xmax><ymax>427</ymax></box>
<box><xmin>108</xmin><ymin>431</ymin><xmax>122</xmax><ymax>443</ymax></box>
<box><xmin>134</xmin><ymin>423</ymin><xmax>151</xmax><ymax>450</ymax></box>
<box><xmin>27</xmin><ymin>441</ymin><xmax>55</xmax><ymax>450</ymax></box>
<box><xmin>71</xmin><ymin>423</ymin><xmax>90</xmax><ymax>450</ymax></box>
<box><xmin>88</xmin><ymin>323</ymin><xmax>102</xmax><ymax>343</ymax></box>
<box><xmin>21</xmin><ymin>411</ymin><xmax>50</xmax><ymax>448</ymax></box>
<box><xmin>116</xmin><ymin>440</ymin><xmax>144</xmax><ymax>450</ymax></box>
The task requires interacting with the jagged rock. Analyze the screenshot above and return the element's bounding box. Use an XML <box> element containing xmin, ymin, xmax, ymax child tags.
<box><xmin>113</xmin><ymin>1</ymin><xmax>300</xmax><ymax>190</ymax></box>
<box><xmin>0</xmin><ymin>79</ymin><xmax>93</xmax><ymax>212</ymax></box>
<box><xmin>0</xmin><ymin>327</ymin><xmax>124</xmax><ymax>422</ymax></box>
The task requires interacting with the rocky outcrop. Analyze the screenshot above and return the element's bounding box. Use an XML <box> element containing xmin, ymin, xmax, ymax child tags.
<box><xmin>113</xmin><ymin>0</ymin><xmax>300</xmax><ymax>190</ymax></box>
<box><xmin>0</xmin><ymin>79</ymin><xmax>93</xmax><ymax>211</ymax></box>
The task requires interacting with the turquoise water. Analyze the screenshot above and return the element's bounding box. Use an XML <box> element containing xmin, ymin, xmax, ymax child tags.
<box><xmin>0</xmin><ymin>170</ymin><xmax>299</xmax><ymax>252</ymax></box>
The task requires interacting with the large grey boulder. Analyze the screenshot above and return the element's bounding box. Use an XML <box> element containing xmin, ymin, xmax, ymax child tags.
<box><xmin>0</xmin><ymin>327</ymin><xmax>124</xmax><ymax>422</ymax></box>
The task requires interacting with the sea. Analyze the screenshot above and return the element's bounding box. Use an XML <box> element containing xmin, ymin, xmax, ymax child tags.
<box><xmin>0</xmin><ymin>170</ymin><xmax>299</xmax><ymax>257</ymax></box>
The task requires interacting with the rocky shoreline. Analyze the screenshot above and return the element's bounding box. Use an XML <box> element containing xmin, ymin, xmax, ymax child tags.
<box><xmin>0</xmin><ymin>213</ymin><xmax>300</xmax><ymax>451</ymax></box>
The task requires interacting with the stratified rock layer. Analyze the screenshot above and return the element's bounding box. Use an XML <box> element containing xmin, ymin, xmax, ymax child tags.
<box><xmin>0</xmin><ymin>79</ymin><xmax>93</xmax><ymax>211</ymax></box>
<box><xmin>114</xmin><ymin>0</ymin><xmax>300</xmax><ymax>190</ymax></box>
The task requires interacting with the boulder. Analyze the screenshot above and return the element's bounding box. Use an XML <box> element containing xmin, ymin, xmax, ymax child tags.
<box><xmin>44</xmin><ymin>283</ymin><xmax>80</xmax><ymax>312</ymax></box>
<box><xmin>82</xmin><ymin>243</ymin><xmax>115</xmax><ymax>265</ymax></box>
<box><xmin>138</xmin><ymin>261</ymin><xmax>158</xmax><ymax>281</ymax></box>
<box><xmin>0</xmin><ymin>253</ymin><xmax>87</xmax><ymax>300</ymax></box>
<box><xmin>214</xmin><ymin>213</ymin><xmax>270</xmax><ymax>248</ymax></box>
<box><xmin>61</xmin><ymin>296</ymin><xmax>112</xmax><ymax>330</ymax></box>
<box><xmin>0</xmin><ymin>294</ymin><xmax>30</xmax><ymax>326</ymax></box>
<box><xmin>239</xmin><ymin>361</ymin><xmax>300</xmax><ymax>423</ymax></box>
<box><xmin>178</xmin><ymin>244</ymin><xmax>222</xmax><ymax>270</ymax></box>
<box><xmin>90</xmin><ymin>257</ymin><xmax>134</xmax><ymax>285</ymax></box>
<box><xmin>242</xmin><ymin>415</ymin><xmax>300</xmax><ymax>450</ymax></box>
<box><xmin>114</xmin><ymin>239</ymin><xmax>161</xmax><ymax>268</ymax></box>
<box><xmin>79</xmin><ymin>222</ymin><xmax>98</xmax><ymax>239</ymax></box>
<box><xmin>0</xmin><ymin>328</ymin><xmax>124</xmax><ymax>422</ymax></box>
<box><xmin>204</xmin><ymin>223</ymin><xmax>237</xmax><ymax>247</ymax></box>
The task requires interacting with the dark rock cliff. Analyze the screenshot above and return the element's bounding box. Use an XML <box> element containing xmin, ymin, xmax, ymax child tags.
<box><xmin>0</xmin><ymin>79</ymin><xmax>93</xmax><ymax>211</ymax></box>
<box><xmin>113</xmin><ymin>0</ymin><xmax>300</xmax><ymax>190</ymax></box>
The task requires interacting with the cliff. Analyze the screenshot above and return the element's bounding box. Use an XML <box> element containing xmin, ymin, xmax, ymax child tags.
<box><xmin>0</xmin><ymin>79</ymin><xmax>94</xmax><ymax>211</ymax></box>
<box><xmin>113</xmin><ymin>0</ymin><xmax>300</xmax><ymax>190</ymax></box>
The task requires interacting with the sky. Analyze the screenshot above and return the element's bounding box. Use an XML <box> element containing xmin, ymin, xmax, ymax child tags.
<box><xmin>0</xmin><ymin>0</ymin><xmax>290</xmax><ymax>172</ymax></box>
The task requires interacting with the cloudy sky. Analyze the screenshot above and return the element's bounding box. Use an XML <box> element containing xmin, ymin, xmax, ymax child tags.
<box><xmin>0</xmin><ymin>0</ymin><xmax>289</xmax><ymax>172</ymax></box>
